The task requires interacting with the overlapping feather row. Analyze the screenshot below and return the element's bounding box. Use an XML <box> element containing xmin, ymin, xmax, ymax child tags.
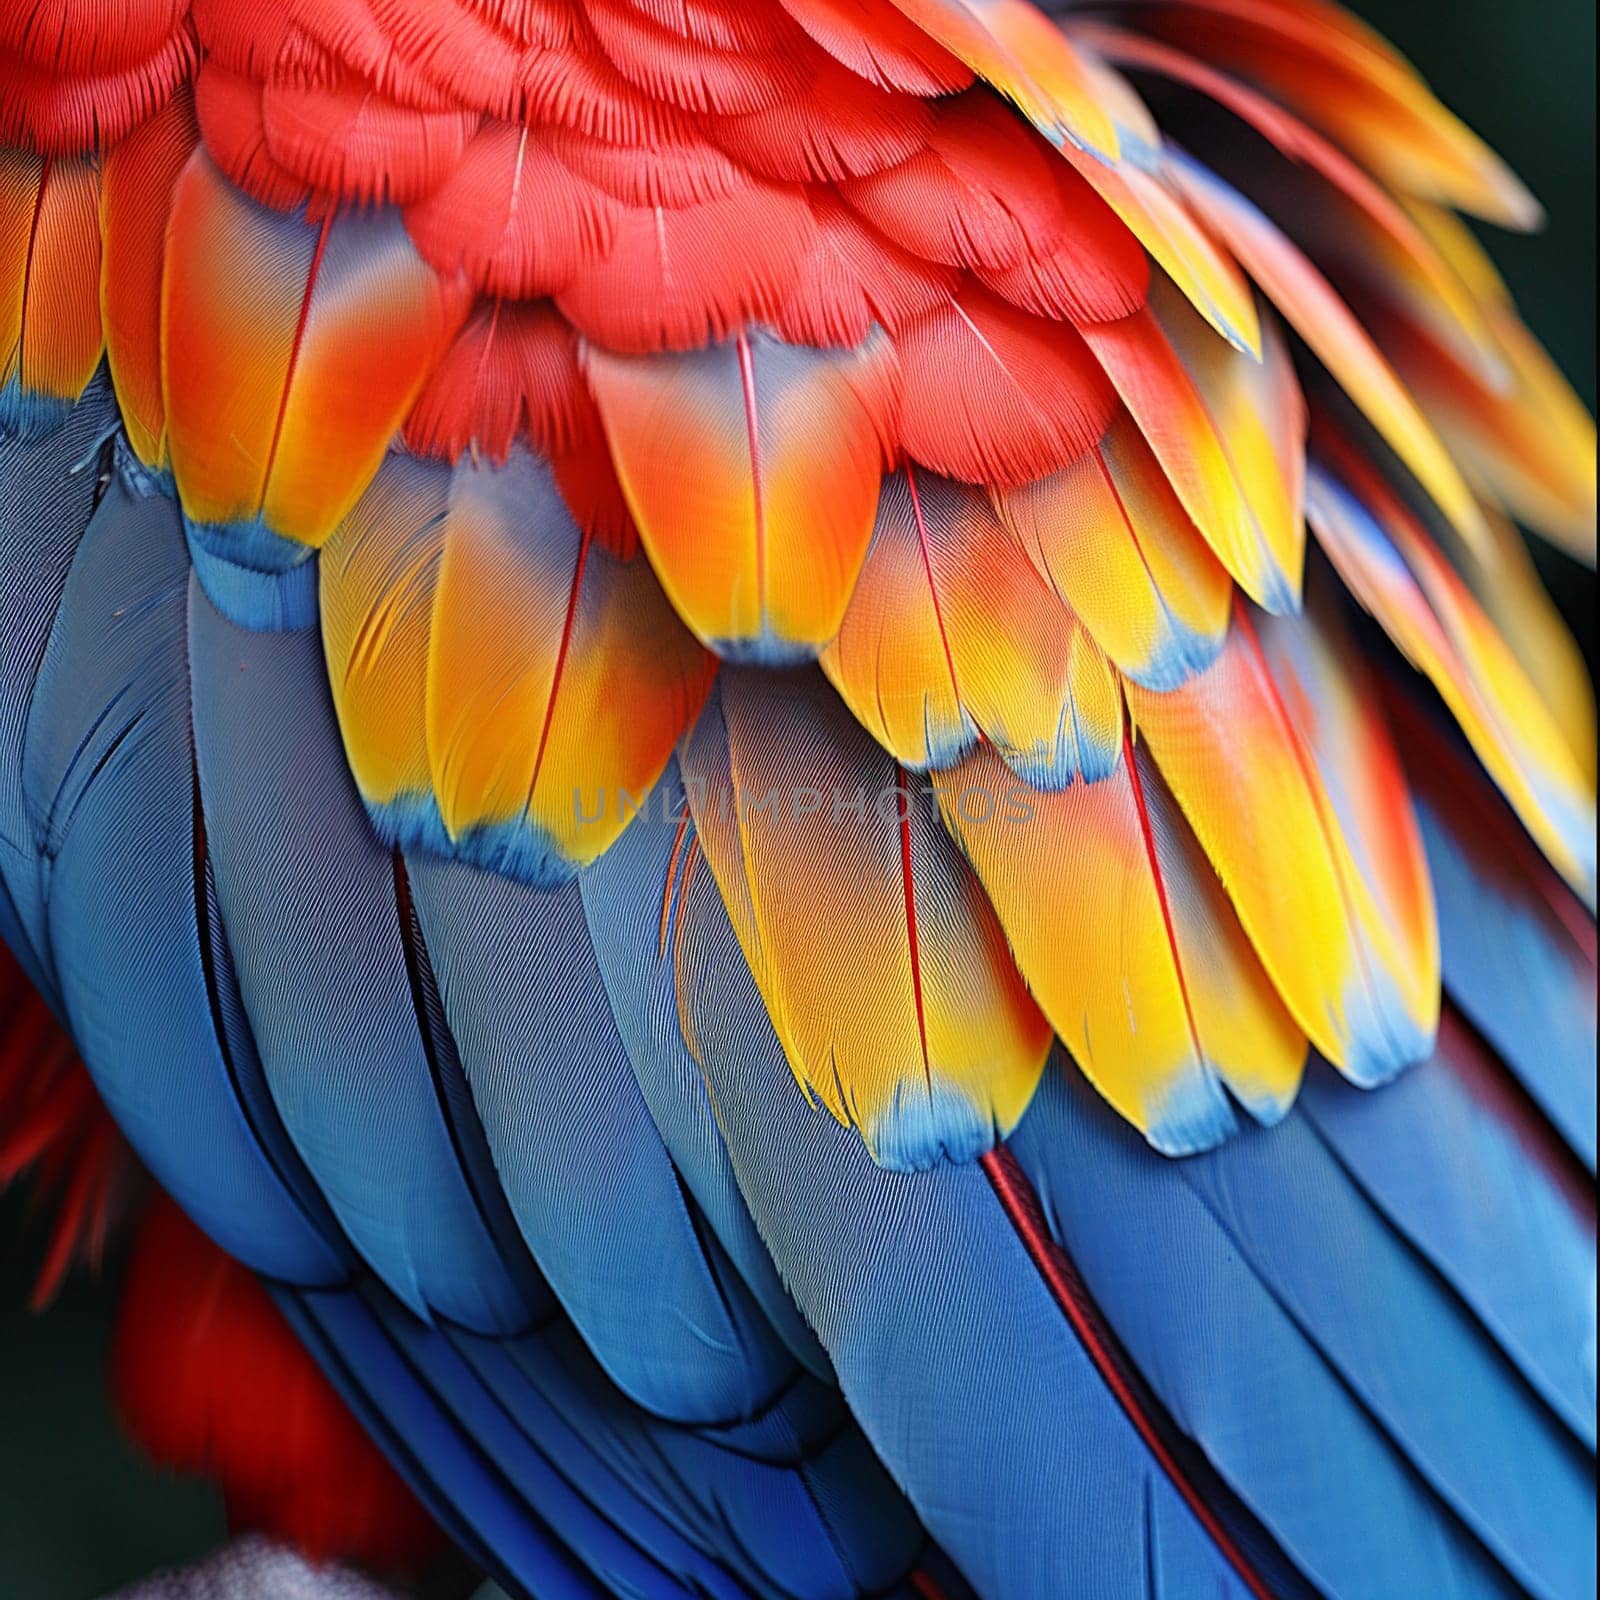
<box><xmin>2</xmin><ymin>0</ymin><xmax>1594</xmax><ymax>1169</ymax></box>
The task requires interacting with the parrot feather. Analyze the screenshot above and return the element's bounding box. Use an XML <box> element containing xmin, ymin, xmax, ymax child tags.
<box><xmin>321</xmin><ymin>448</ymin><xmax>715</xmax><ymax>885</ymax></box>
<box><xmin>1011</xmin><ymin>1060</ymin><xmax>1589</xmax><ymax>1600</ymax></box>
<box><xmin>1307</xmin><ymin>456</ymin><xmax>1596</xmax><ymax>895</ymax></box>
<box><xmin>1080</xmin><ymin>282</ymin><xmax>1304</xmax><ymax>613</ymax></box>
<box><xmin>188</xmin><ymin>587</ymin><xmax>540</xmax><ymax>1332</ymax></box>
<box><xmin>19</xmin><ymin>451</ymin><xmax>342</xmax><ymax>1284</ymax></box>
<box><xmin>0</xmin><ymin>149</ymin><xmax>101</xmax><ymax>436</ymax></box>
<box><xmin>937</xmin><ymin>722</ymin><xmax>1306</xmax><ymax>1149</ymax></box>
<box><xmin>162</xmin><ymin>150</ymin><xmax>467</xmax><ymax>622</ymax></box>
<box><xmin>823</xmin><ymin>466</ymin><xmax>1128</xmax><ymax>785</ymax></box>
<box><xmin>587</xmin><ymin>329</ymin><xmax>897</xmax><ymax>661</ymax></box>
<box><xmin>995</xmin><ymin>408</ymin><xmax>1233</xmax><ymax>691</ymax></box>
<box><xmin>680</xmin><ymin>670</ymin><xmax>1051</xmax><ymax>1170</ymax></box>
<box><xmin>1125</xmin><ymin>602</ymin><xmax>1439</xmax><ymax>1085</ymax></box>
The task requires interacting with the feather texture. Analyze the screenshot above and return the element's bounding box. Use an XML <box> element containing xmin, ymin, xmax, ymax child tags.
<box><xmin>1126</xmin><ymin>605</ymin><xmax>1439</xmax><ymax>1086</ymax></box>
<box><xmin>587</xmin><ymin>330</ymin><xmax>897</xmax><ymax>661</ymax></box>
<box><xmin>163</xmin><ymin>151</ymin><xmax>465</xmax><ymax>613</ymax></box>
<box><xmin>0</xmin><ymin>150</ymin><xmax>102</xmax><ymax>434</ymax></box>
<box><xmin>321</xmin><ymin>450</ymin><xmax>716</xmax><ymax>885</ymax></box>
<box><xmin>937</xmin><ymin>725</ymin><xmax>1306</xmax><ymax>1149</ymax></box>
<box><xmin>1</xmin><ymin>6</ymin><xmax>1596</xmax><ymax>1593</ymax></box>
<box><xmin>995</xmin><ymin>409</ymin><xmax>1233</xmax><ymax>690</ymax></box>
<box><xmin>681</xmin><ymin>670</ymin><xmax>1051</xmax><ymax>1169</ymax></box>
<box><xmin>1308</xmin><ymin>457</ymin><xmax>1596</xmax><ymax>895</ymax></box>
<box><xmin>1081</xmin><ymin>282</ymin><xmax>1304</xmax><ymax>613</ymax></box>
<box><xmin>823</xmin><ymin>465</ymin><xmax>1131</xmax><ymax>783</ymax></box>
<box><xmin>19</xmin><ymin>450</ymin><xmax>342</xmax><ymax>1284</ymax></box>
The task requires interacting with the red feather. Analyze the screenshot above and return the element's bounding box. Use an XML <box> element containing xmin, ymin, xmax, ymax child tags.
<box><xmin>523</xmin><ymin>28</ymin><xmax>705</xmax><ymax>141</ymax></box>
<box><xmin>404</xmin><ymin>298</ymin><xmax>602</xmax><ymax>462</ymax></box>
<box><xmin>839</xmin><ymin>90</ymin><xmax>1070</xmax><ymax>272</ymax></box>
<box><xmin>541</xmin><ymin>118</ymin><xmax>751</xmax><ymax>206</ymax></box>
<box><xmin>1</xmin><ymin>961</ymin><xmax>134</xmax><ymax>1312</ymax></box>
<box><xmin>556</xmin><ymin>180</ymin><xmax>819</xmax><ymax>352</ymax></box>
<box><xmin>313</xmin><ymin>0</ymin><xmax>526</xmax><ymax>118</ymax></box>
<box><xmin>113</xmin><ymin>1197</ymin><xmax>447</xmax><ymax>1578</ymax></box>
<box><xmin>195</xmin><ymin>60</ymin><xmax>315</xmax><ymax>211</ymax></box>
<box><xmin>777</xmin><ymin>0</ymin><xmax>974</xmax><ymax>95</ymax></box>
<box><xmin>896</xmin><ymin>282</ymin><xmax>1117</xmax><ymax>484</ymax></box>
<box><xmin>259</xmin><ymin>66</ymin><xmax>479</xmax><ymax>206</ymax></box>
<box><xmin>0</xmin><ymin>27</ymin><xmax>196</xmax><ymax>155</ymax></box>
<box><xmin>621</xmin><ymin>0</ymin><xmax>796</xmax><ymax>52</ymax></box>
<box><xmin>974</xmin><ymin>163</ymin><xmax>1150</xmax><ymax>326</ymax></box>
<box><xmin>773</xmin><ymin>190</ymin><xmax>959</xmax><ymax>346</ymax></box>
<box><xmin>0</xmin><ymin>0</ymin><xmax>187</xmax><ymax>75</ymax></box>
<box><xmin>551</xmin><ymin>434</ymin><xmax>644</xmax><ymax>557</ymax></box>
<box><xmin>583</xmin><ymin>0</ymin><xmax>810</xmax><ymax>115</ymax></box>
<box><xmin>405</xmin><ymin>120</ymin><xmax>621</xmax><ymax>298</ymax></box>
<box><xmin>707</xmin><ymin>53</ymin><xmax>934</xmax><ymax>182</ymax></box>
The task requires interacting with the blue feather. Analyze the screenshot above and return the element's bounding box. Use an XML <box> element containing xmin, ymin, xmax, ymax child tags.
<box><xmin>1416</xmin><ymin>789</ymin><xmax>1597</xmax><ymax>1172</ymax></box>
<box><xmin>1300</xmin><ymin>1029</ymin><xmax>1597</xmax><ymax>1450</ymax></box>
<box><xmin>403</xmin><ymin>852</ymin><xmax>795</xmax><ymax>1424</ymax></box>
<box><xmin>1011</xmin><ymin>1061</ymin><xmax>1592</xmax><ymax>1600</ymax></box>
<box><xmin>284</xmin><ymin>1287</ymin><xmax>622</xmax><ymax>1600</ymax></box>
<box><xmin>580</xmin><ymin>761</ymin><xmax>833</xmax><ymax>1383</ymax></box>
<box><xmin>360</xmin><ymin>1289</ymin><xmax>755</xmax><ymax>1600</ymax></box>
<box><xmin>287</xmin><ymin>1266</ymin><xmax>924</xmax><ymax>1600</ymax></box>
<box><xmin>18</xmin><ymin>449</ymin><xmax>341</xmax><ymax>1284</ymax></box>
<box><xmin>187</xmin><ymin>585</ymin><xmax>539</xmax><ymax>1332</ymax></box>
<box><xmin>471</xmin><ymin>1323</ymin><xmax>923</xmax><ymax>1600</ymax></box>
<box><xmin>0</xmin><ymin>383</ymin><xmax>118</xmax><ymax>1005</ymax></box>
<box><xmin>184</xmin><ymin>515</ymin><xmax>319</xmax><ymax>633</ymax></box>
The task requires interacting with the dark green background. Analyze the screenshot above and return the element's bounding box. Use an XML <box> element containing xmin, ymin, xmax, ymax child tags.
<box><xmin>1</xmin><ymin>2</ymin><xmax>1594</xmax><ymax>1593</ymax></box>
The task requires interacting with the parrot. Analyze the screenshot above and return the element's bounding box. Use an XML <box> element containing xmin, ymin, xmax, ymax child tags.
<box><xmin>0</xmin><ymin>1</ymin><xmax>1595</xmax><ymax>1597</ymax></box>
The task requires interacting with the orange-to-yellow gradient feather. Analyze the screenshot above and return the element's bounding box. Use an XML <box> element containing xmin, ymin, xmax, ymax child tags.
<box><xmin>99</xmin><ymin>89</ymin><xmax>197</xmax><ymax>467</ymax></box>
<box><xmin>1081</xmin><ymin>283</ymin><xmax>1303</xmax><ymax>613</ymax></box>
<box><xmin>935</xmin><ymin>698</ymin><xmax>1306</xmax><ymax>1151</ymax></box>
<box><xmin>162</xmin><ymin>151</ymin><xmax>465</xmax><ymax>546</ymax></box>
<box><xmin>1126</xmin><ymin>604</ymin><xmax>1439</xmax><ymax>1084</ymax></box>
<box><xmin>321</xmin><ymin>449</ymin><xmax>717</xmax><ymax>883</ymax></box>
<box><xmin>1307</xmin><ymin>456</ymin><xmax>1596</xmax><ymax>896</ymax></box>
<box><xmin>995</xmin><ymin>409</ymin><xmax>1234</xmax><ymax>691</ymax></box>
<box><xmin>1148</xmin><ymin>0</ymin><xmax>1541</xmax><ymax>227</ymax></box>
<box><xmin>1058</xmin><ymin>144</ymin><xmax>1262</xmax><ymax>356</ymax></box>
<box><xmin>821</xmin><ymin>466</ymin><xmax>1123</xmax><ymax>785</ymax></box>
<box><xmin>1069</xmin><ymin>19</ymin><xmax>1502</xmax><ymax>378</ymax></box>
<box><xmin>587</xmin><ymin>329</ymin><xmax>898</xmax><ymax>662</ymax></box>
<box><xmin>888</xmin><ymin>0</ymin><xmax>1120</xmax><ymax>159</ymax></box>
<box><xmin>1171</xmin><ymin>151</ymin><xmax>1488</xmax><ymax>556</ymax></box>
<box><xmin>1368</xmin><ymin>210</ymin><xmax>1598</xmax><ymax>564</ymax></box>
<box><xmin>319</xmin><ymin>452</ymin><xmax>446</xmax><ymax>816</ymax></box>
<box><xmin>0</xmin><ymin>149</ymin><xmax>101</xmax><ymax>417</ymax></box>
<box><xmin>681</xmin><ymin>667</ymin><xmax>1051</xmax><ymax>1169</ymax></box>
<box><xmin>1249</xmin><ymin>600</ymin><xmax>1441</xmax><ymax>1054</ymax></box>
<box><xmin>1469</xmin><ymin>503</ymin><xmax>1597</xmax><ymax>785</ymax></box>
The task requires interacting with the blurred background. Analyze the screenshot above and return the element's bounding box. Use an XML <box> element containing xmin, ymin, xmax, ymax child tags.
<box><xmin>1</xmin><ymin>1</ymin><xmax>1594</xmax><ymax>1593</ymax></box>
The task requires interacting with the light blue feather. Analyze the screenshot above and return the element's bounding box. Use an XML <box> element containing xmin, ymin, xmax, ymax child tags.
<box><xmin>403</xmin><ymin>852</ymin><xmax>795</xmax><ymax>1424</ymax></box>
<box><xmin>187</xmin><ymin>585</ymin><xmax>541</xmax><ymax>1332</ymax></box>
<box><xmin>0</xmin><ymin>383</ymin><xmax>118</xmax><ymax>1005</ymax></box>
<box><xmin>18</xmin><ymin>449</ymin><xmax>340</xmax><ymax>1284</ymax></box>
<box><xmin>1012</xmin><ymin>1061</ymin><xmax>1591</xmax><ymax>1600</ymax></box>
